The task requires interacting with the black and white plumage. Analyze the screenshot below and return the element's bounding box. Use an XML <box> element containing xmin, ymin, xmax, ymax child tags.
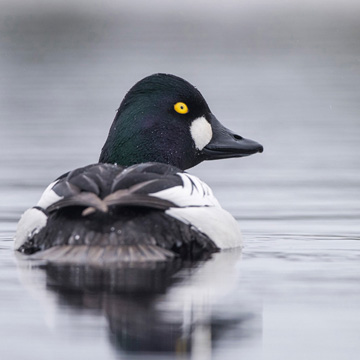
<box><xmin>14</xmin><ymin>74</ymin><xmax>263</xmax><ymax>264</ymax></box>
<box><xmin>15</xmin><ymin>163</ymin><xmax>242</xmax><ymax>263</ymax></box>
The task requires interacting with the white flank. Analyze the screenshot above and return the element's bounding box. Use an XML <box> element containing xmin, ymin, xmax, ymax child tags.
<box><xmin>166</xmin><ymin>207</ymin><xmax>242</xmax><ymax>249</ymax></box>
<box><xmin>14</xmin><ymin>208</ymin><xmax>48</xmax><ymax>249</ymax></box>
<box><xmin>152</xmin><ymin>173</ymin><xmax>220</xmax><ymax>207</ymax></box>
<box><xmin>190</xmin><ymin>117</ymin><xmax>213</xmax><ymax>150</ymax></box>
<box><xmin>14</xmin><ymin>180</ymin><xmax>62</xmax><ymax>249</ymax></box>
<box><xmin>37</xmin><ymin>180</ymin><xmax>63</xmax><ymax>209</ymax></box>
<box><xmin>151</xmin><ymin>173</ymin><xmax>242</xmax><ymax>248</ymax></box>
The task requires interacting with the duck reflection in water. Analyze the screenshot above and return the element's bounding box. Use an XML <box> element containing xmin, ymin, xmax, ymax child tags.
<box><xmin>16</xmin><ymin>249</ymin><xmax>257</xmax><ymax>356</ymax></box>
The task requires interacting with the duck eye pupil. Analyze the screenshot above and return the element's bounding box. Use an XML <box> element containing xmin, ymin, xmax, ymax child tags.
<box><xmin>174</xmin><ymin>102</ymin><xmax>189</xmax><ymax>114</ymax></box>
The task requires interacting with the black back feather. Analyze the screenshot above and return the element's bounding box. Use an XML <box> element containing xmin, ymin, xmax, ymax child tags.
<box><xmin>20</xmin><ymin>163</ymin><xmax>218</xmax><ymax>262</ymax></box>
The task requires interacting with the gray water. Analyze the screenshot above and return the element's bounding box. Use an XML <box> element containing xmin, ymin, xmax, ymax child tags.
<box><xmin>1</xmin><ymin>2</ymin><xmax>360</xmax><ymax>359</ymax></box>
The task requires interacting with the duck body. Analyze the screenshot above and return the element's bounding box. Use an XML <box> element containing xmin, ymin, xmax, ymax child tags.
<box><xmin>15</xmin><ymin>74</ymin><xmax>263</xmax><ymax>263</ymax></box>
<box><xmin>15</xmin><ymin>162</ymin><xmax>241</xmax><ymax>262</ymax></box>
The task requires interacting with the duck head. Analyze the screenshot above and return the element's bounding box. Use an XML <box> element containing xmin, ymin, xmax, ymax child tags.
<box><xmin>99</xmin><ymin>73</ymin><xmax>263</xmax><ymax>170</ymax></box>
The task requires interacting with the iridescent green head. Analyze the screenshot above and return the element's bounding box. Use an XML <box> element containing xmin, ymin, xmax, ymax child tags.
<box><xmin>99</xmin><ymin>73</ymin><xmax>263</xmax><ymax>170</ymax></box>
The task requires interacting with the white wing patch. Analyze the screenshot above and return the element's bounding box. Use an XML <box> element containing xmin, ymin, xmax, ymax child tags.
<box><xmin>37</xmin><ymin>180</ymin><xmax>63</xmax><ymax>209</ymax></box>
<box><xmin>152</xmin><ymin>173</ymin><xmax>220</xmax><ymax>207</ymax></box>
<box><xmin>151</xmin><ymin>173</ymin><xmax>242</xmax><ymax>249</ymax></box>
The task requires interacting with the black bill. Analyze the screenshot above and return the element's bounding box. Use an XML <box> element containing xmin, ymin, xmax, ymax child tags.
<box><xmin>202</xmin><ymin>114</ymin><xmax>263</xmax><ymax>160</ymax></box>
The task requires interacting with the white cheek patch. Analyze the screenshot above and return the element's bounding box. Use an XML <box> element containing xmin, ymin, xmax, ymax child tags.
<box><xmin>190</xmin><ymin>117</ymin><xmax>213</xmax><ymax>150</ymax></box>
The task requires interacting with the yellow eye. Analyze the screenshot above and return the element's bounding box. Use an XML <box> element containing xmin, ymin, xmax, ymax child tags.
<box><xmin>174</xmin><ymin>102</ymin><xmax>189</xmax><ymax>114</ymax></box>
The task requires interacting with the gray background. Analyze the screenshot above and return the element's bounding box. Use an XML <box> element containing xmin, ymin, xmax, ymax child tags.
<box><xmin>1</xmin><ymin>1</ymin><xmax>360</xmax><ymax>359</ymax></box>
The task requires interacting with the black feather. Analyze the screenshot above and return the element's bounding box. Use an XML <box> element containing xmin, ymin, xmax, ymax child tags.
<box><xmin>20</xmin><ymin>206</ymin><xmax>218</xmax><ymax>262</ymax></box>
<box><xmin>19</xmin><ymin>163</ymin><xmax>219</xmax><ymax>262</ymax></box>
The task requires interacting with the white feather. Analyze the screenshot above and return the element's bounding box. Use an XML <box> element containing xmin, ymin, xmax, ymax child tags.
<box><xmin>14</xmin><ymin>208</ymin><xmax>48</xmax><ymax>249</ymax></box>
<box><xmin>190</xmin><ymin>117</ymin><xmax>213</xmax><ymax>150</ymax></box>
<box><xmin>152</xmin><ymin>173</ymin><xmax>242</xmax><ymax>248</ymax></box>
<box><xmin>166</xmin><ymin>207</ymin><xmax>242</xmax><ymax>249</ymax></box>
<box><xmin>37</xmin><ymin>180</ymin><xmax>62</xmax><ymax>209</ymax></box>
<box><xmin>152</xmin><ymin>173</ymin><xmax>220</xmax><ymax>207</ymax></box>
<box><xmin>14</xmin><ymin>180</ymin><xmax>63</xmax><ymax>249</ymax></box>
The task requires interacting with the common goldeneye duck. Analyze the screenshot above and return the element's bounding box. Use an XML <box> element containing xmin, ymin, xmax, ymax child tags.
<box><xmin>14</xmin><ymin>73</ymin><xmax>263</xmax><ymax>263</ymax></box>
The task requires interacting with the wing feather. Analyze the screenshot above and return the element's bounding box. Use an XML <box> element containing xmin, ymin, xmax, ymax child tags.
<box><xmin>47</xmin><ymin>192</ymin><xmax>108</xmax><ymax>213</ymax></box>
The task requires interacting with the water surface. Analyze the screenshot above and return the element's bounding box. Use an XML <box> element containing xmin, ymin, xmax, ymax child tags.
<box><xmin>1</xmin><ymin>2</ymin><xmax>360</xmax><ymax>359</ymax></box>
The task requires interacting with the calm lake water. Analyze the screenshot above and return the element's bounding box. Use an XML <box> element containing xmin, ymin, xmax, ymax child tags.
<box><xmin>1</xmin><ymin>2</ymin><xmax>360</xmax><ymax>359</ymax></box>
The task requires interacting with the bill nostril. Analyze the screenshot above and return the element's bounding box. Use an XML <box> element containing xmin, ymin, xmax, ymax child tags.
<box><xmin>233</xmin><ymin>134</ymin><xmax>243</xmax><ymax>140</ymax></box>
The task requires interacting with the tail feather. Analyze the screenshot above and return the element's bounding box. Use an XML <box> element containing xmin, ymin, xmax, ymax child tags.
<box><xmin>30</xmin><ymin>244</ymin><xmax>175</xmax><ymax>265</ymax></box>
